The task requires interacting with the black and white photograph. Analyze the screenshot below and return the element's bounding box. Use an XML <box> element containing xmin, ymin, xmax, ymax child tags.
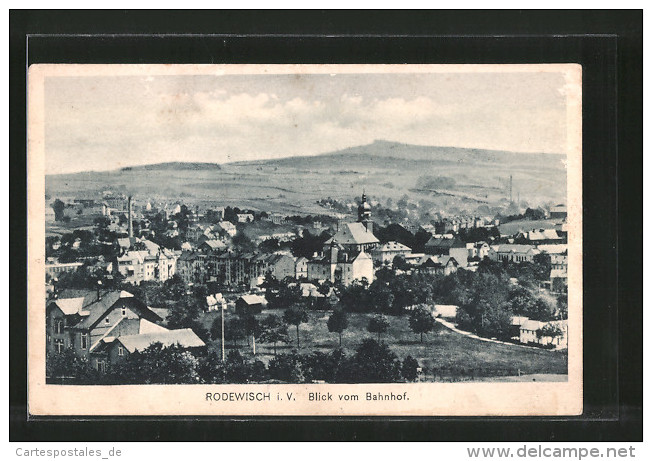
<box><xmin>27</xmin><ymin>64</ymin><xmax>582</xmax><ymax>416</ymax></box>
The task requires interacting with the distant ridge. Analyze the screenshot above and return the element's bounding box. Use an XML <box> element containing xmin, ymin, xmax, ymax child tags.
<box><xmin>119</xmin><ymin>162</ymin><xmax>222</xmax><ymax>172</ymax></box>
<box><xmin>232</xmin><ymin>139</ymin><xmax>565</xmax><ymax>169</ymax></box>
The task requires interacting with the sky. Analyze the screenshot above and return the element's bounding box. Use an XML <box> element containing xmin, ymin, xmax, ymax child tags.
<box><xmin>43</xmin><ymin>68</ymin><xmax>571</xmax><ymax>175</ymax></box>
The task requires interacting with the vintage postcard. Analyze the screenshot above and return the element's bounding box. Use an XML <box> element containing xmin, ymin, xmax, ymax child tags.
<box><xmin>27</xmin><ymin>64</ymin><xmax>582</xmax><ymax>416</ymax></box>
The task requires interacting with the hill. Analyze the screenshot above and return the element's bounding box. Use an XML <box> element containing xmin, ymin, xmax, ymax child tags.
<box><xmin>45</xmin><ymin>140</ymin><xmax>567</xmax><ymax>218</ymax></box>
<box><xmin>119</xmin><ymin>162</ymin><xmax>222</xmax><ymax>172</ymax></box>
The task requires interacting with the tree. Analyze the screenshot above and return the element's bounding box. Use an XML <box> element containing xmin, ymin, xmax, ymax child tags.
<box><xmin>335</xmin><ymin>339</ymin><xmax>401</xmax><ymax>383</ymax></box>
<box><xmin>367</xmin><ymin>314</ymin><xmax>389</xmax><ymax>342</ymax></box>
<box><xmin>283</xmin><ymin>306</ymin><xmax>309</xmax><ymax>349</ymax></box>
<box><xmin>268</xmin><ymin>351</ymin><xmax>305</xmax><ymax>383</ymax></box>
<box><xmin>224</xmin><ymin>316</ymin><xmax>246</xmax><ymax>348</ymax></box>
<box><xmin>327</xmin><ymin>308</ymin><xmax>348</xmax><ymax>347</ymax></box>
<box><xmin>196</xmin><ymin>349</ymin><xmax>226</xmax><ymax>383</ymax></box>
<box><xmin>408</xmin><ymin>306</ymin><xmax>436</xmax><ymax>343</ymax></box>
<box><xmin>401</xmin><ymin>355</ymin><xmax>420</xmax><ymax>382</ymax></box>
<box><xmin>46</xmin><ymin>349</ymin><xmax>100</xmax><ymax>384</ymax></box>
<box><xmin>258</xmin><ymin>314</ymin><xmax>290</xmax><ymax>355</ymax></box>
<box><xmin>239</xmin><ymin>311</ymin><xmax>261</xmax><ymax>352</ymax></box>
<box><xmin>108</xmin><ymin>343</ymin><xmax>200</xmax><ymax>384</ymax></box>
<box><xmin>52</xmin><ymin>199</ymin><xmax>66</xmax><ymax>221</ymax></box>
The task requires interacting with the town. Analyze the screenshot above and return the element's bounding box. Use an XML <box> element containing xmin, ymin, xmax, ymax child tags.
<box><xmin>45</xmin><ymin>188</ymin><xmax>569</xmax><ymax>384</ymax></box>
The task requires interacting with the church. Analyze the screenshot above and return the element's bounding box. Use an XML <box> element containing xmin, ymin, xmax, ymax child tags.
<box><xmin>307</xmin><ymin>192</ymin><xmax>379</xmax><ymax>286</ymax></box>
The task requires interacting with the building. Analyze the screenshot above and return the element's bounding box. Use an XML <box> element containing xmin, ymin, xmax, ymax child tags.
<box><xmin>235</xmin><ymin>294</ymin><xmax>267</xmax><ymax>314</ymax></box>
<box><xmin>516</xmin><ymin>228</ymin><xmax>562</xmax><ymax>244</ymax></box>
<box><xmin>416</xmin><ymin>255</ymin><xmax>459</xmax><ymax>276</ymax></box>
<box><xmin>323</xmin><ymin>193</ymin><xmax>379</xmax><ymax>253</ymax></box>
<box><xmin>46</xmin><ymin>290</ymin><xmax>163</xmax><ymax>360</ymax></box>
<box><xmin>115</xmin><ymin>241</ymin><xmax>179</xmax><ymax>284</ymax></box>
<box><xmin>424</xmin><ymin>236</ymin><xmax>469</xmax><ymax>267</ymax></box>
<box><xmin>549</xmin><ymin>204</ymin><xmax>567</xmax><ymax>220</ymax></box>
<box><xmin>307</xmin><ymin>243</ymin><xmax>374</xmax><ymax>286</ymax></box>
<box><xmin>45</xmin><ymin>262</ymin><xmax>84</xmax><ymax>278</ymax></box>
<box><xmin>266</xmin><ymin>253</ymin><xmax>297</xmax><ymax>280</ymax></box>
<box><xmin>294</xmin><ymin>257</ymin><xmax>308</xmax><ymax>279</ymax></box>
<box><xmin>236</xmin><ymin>213</ymin><xmax>254</xmax><ymax>223</ymax></box>
<box><xmin>91</xmin><ymin>327</ymin><xmax>205</xmax><ymax>371</ymax></box>
<box><xmin>488</xmin><ymin>244</ymin><xmax>541</xmax><ymax>263</ymax></box>
<box><xmin>519</xmin><ymin>319</ymin><xmax>567</xmax><ymax>349</ymax></box>
<box><xmin>307</xmin><ymin>192</ymin><xmax>377</xmax><ymax>285</ymax></box>
<box><xmin>217</xmin><ymin>221</ymin><xmax>237</xmax><ymax>237</ymax></box>
<box><xmin>371</xmin><ymin>241</ymin><xmax>412</xmax><ymax>265</ymax></box>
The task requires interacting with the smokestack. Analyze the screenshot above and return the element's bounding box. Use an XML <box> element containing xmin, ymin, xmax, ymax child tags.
<box><xmin>128</xmin><ymin>196</ymin><xmax>133</xmax><ymax>238</ymax></box>
<box><xmin>509</xmin><ymin>175</ymin><xmax>513</xmax><ymax>203</ymax></box>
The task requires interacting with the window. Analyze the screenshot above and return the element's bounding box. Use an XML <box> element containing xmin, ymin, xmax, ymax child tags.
<box><xmin>97</xmin><ymin>361</ymin><xmax>106</xmax><ymax>373</ymax></box>
<box><xmin>54</xmin><ymin>339</ymin><xmax>64</xmax><ymax>354</ymax></box>
<box><xmin>55</xmin><ymin>319</ymin><xmax>63</xmax><ymax>334</ymax></box>
<box><xmin>105</xmin><ymin>318</ymin><xmax>110</xmax><ymax>324</ymax></box>
<box><xmin>121</xmin><ymin>307</ymin><xmax>127</xmax><ymax>316</ymax></box>
<box><xmin>118</xmin><ymin>346</ymin><xmax>124</xmax><ymax>357</ymax></box>
<box><xmin>81</xmin><ymin>333</ymin><xmax>88</xmax><ymax>350</ymax></box>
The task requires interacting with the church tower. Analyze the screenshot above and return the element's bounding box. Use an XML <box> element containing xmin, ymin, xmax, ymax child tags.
<box><xmin>357</xmin><ymin>191</ymin><xmax>373</xmax><ymax>234</ymax></box>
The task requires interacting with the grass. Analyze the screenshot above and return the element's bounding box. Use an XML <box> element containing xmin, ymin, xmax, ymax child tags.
<box><xmin>498</xmin><ymin>219</ymin><xmax>560</xmax><ymax>237</ymax></box>
<box><xmin>198</xmin><ymin>308</ymin><xmax>568</xmax><ymax>382</ymax></box>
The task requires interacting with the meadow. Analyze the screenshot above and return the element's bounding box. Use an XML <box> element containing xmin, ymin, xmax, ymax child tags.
<box><xmin>198</xmin><ymin>308</ymin><xmax>568</xmax><ymax>382</ymax></box>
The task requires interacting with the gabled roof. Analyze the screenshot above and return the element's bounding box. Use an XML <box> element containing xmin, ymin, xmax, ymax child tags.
<box><xmin>238</xmin><ymin>294</ymin><xmax>267</xmax><ymax>305</ymax></box>
<box><xmin>374</xmin><ymin>241</ymin><xmax>412</xmax><ymax>252</ymax></box>
<box><xmin>537</xmin><ymin>244</ymin><xmax>568</xmax><ymax>254</ymax></box>
<box><xmin>493</xmin><ymin>244</ymin><xmax>539</xmax><ymax>255</ymax></box>
<box><xmin>51</xmin><ymin>297</ymin><xmax>85</xmax><ymax>316</ymax></box>
<box><xmin>114</xmin><ymin>328</ymin><xmax>205</xmax><ymax>353</ymax></box>
<box><xmin>521</xmin><ymin>320</ymin><xmax>545</xmax><ymax>331</ymax></box>
<box><xmin>424</xmin><ymin>237</ymin><xmax>465</xmax><ymax>249</ymax></box>
<box><xmin>325</xmin><ymin>222</ymin><xmax>379</xmax><ymax>246</ymax></box>
<box><xmin>72</xmin><ymin>291</ymin><xmax>160</xmax><ymax>330</ymax></box>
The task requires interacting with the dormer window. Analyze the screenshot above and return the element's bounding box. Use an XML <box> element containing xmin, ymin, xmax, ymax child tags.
<box><xmin>121</xmin><ymin>307</ymin><xmax>127</xmax><ymax>316</ymax></box>
<box><xmin>105</xmin><ymin>318</ymin><xmax>110</xmax><ymax>324</ymax></box>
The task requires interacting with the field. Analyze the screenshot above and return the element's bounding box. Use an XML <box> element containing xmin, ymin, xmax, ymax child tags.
<box><xmin>498</xmin><ymin>218</ymin><xmax>561</xmax><ymax>236</ymax></box>
<box><xmin>198</xmin><ymin>308</ymin><xmax>568</xmax><ymax>382</ymax></box>
<box><xmin>45</xmin><ymin>141</ymin><xmax>567</xmax><ymax>219</ymax></box>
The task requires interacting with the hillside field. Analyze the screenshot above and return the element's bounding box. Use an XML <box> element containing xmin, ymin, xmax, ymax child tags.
<box><xmin>198</xmin><ymin>309</ymin><xmax>568</xmax><ymax>382</ymax></box>
<box><xmin>45</xmin><ymin>141</ymin><xmax>567</xmax><ymax>219</ymax></box>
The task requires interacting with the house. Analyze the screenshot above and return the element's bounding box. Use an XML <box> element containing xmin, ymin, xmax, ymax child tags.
<box><xmin>519</xmin><ymin>319</ymin><xmax>567</xmax><ymax>349</ymax></box>
<box><xmin>307</xmin><ymin>242</ymin><xmax>374</xmax><ymax>286</ymax></box>
<box><xmin>371</xmin><ymin>241</ymin><xmax>412</xmax><ymax>265</ymax></box>
<box><xmin>46</xmin><ymin>290</ymin><xmax>163</xmax><ymax>360</ymax></box>
<box><xmin>266</xmin><ymin>253</ymin><xmax>297</xmax><ymax>280</ymax></box>
<box><xmin>236</xmin><ymin>213</ymin><xmax>254</xmax><ymax>223</ymax></box>
<box><xmin>549</xmin><ymin>204</ymin><xmax>567</xmax><ymax>220</ymax></box>
<box><xmin>199</xmin><ymin>239</ymin><xmax>227</xmax><ymax>253</ymax></box>
<box><xmin>550</xmin><ymin>269</ymin><xmax>568</xmax><ymax>294</ymax></box>
<box><xmin>488</xmin><ymin>244</ymin><xmax>540</xmax><ymax>263</ymax></box>
<box><xmin>424</xmin><ymin>236</ymin><xmax>468</xmax><ymax>267</ymax></box>
<box><xmin>417</xmin><ymin>255</ymin><xmax>459</xmax><ymax>276</ymax></box>
<box><xmin>465</xmin><ymin>241</ymin><xmax>490</xmax><ymax>261</ymax></box>
<box><xmin>45</xmin><ymin>262</ymin><xmax>84</xmax><ymax>278</ymax></box>
<box><xmin>517</xmin><ymin>228</ymin><xmax>562</xmax><ymax>244</ymax></box>
<box><xmin>433</xmin><ymin>304</ymin><xmax>458</xmax><ymax>319</ymax></box>
<box><xmin>217</xmin><ymin>221</ymin><xmax>237</xmax><ymax>237</ymax></box>
<box><xmin>294</xmin><ymin>256</ymin><xmax>308</xmax><ymax>279</ymax></box>
<box><xmin>115</xmin><ymin>239</ymin><xmax>178</xmax><ymax>284</ymax></box>
<box><xmin>91</xmin><ymin>328</ymin><xmax>205</xmax><ymax>371</ymax></box>
<box><xmin>235</xmin><ymin>294</ymin><xmax>267</xmax><ymax>314</ymax></box>
<box><xmin>268</xmin><ymin>214</ymin><xmax>286</xmax><ymax>225</ymax></box>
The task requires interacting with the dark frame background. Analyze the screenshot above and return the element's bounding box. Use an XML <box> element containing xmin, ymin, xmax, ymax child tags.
<box><xmin>9</xmin><ymin>10</ymin><xmax>642</xmax><ymax>441</ymax></box>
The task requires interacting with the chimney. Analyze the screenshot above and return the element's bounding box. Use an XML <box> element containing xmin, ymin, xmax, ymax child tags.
<box><xmin>128</xmin><ymin>196</ymin><xmax>133</xmax><ymax>238</ymax></box>
<box><xmin>96</xmin><ymin>280</ymin><xmax>103</xmax><ymax>301</ymax></box>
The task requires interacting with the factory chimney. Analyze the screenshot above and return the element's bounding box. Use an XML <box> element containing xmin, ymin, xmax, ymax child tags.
<box><xmin>128</xmin><ymin>196</ymin><xmax>133</xmax><ymax>238</ymax></box>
